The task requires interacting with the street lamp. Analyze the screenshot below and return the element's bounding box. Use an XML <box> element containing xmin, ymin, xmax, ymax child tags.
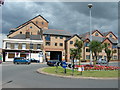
<box><xmin>88</xmin><ymin>4</ymin><xmax>93</xmax><ymax>65</ymax></box>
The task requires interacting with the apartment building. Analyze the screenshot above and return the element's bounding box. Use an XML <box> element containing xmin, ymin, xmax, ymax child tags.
<box><xmin>65</xmin><ymin>34</ymin><xmax>83</xmax><ymax>61</ymax></box>
<box><xmin>2</xmin><ymin>15</ymin><xmax>119</xmax><ymax>62</ymax></box>
<box><xmin>42</xmin><ymin>29</ymin><xmax>72</xmax><ymax>61</ymax></box>
<box><xmin>3</xmin><ymin>15</ymin><xmax>72</xmax><ymax>62</ymax></box>
<box><xmin>80</xmin><ymin>30</ymin><xmax>118</xmax><ymax>61</ymax></box>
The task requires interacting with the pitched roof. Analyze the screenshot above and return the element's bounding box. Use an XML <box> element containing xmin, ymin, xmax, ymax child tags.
<box><xmin>16</xmin><ymin>15</ymin><xmax>49</xmax><ymax>29</ymax></box>
<box><xmin>82</xmin><ymin>36</ymin><xmax>118</xmax><ymax>44</ymax></box>
<box><xmin>102</xmin><ymin>31</ymin><xmax>118</xmax><ymax>39</ymax></box>
<box><xmin>7</xmin><ymin>21</ymin><xmax>41</xmax><ymax>36</ymax></box>
<box><xmin>79</xmin><ymin>30</ymin><xmax>103</xmax><ymax>38</ymax></box>
<box><xmin>43</xmin><ymin>29</ymin><xmax>72</xmax><ymax>36</ymax></box>
<box><xmin>108</xmin><ymin>37</ymin><xmax>118</xmax><ymax>44</ymax></box>
<box><xmin>88</xmin><ymin>36</ymin><xmax>105</xmax><ymax>42</ymax></box>
<box><xmin>102</xmin><ymin>31</ymin><xmax>110</xmax><ymax>36</ymax></box>
<box><xmin>10</xmin><ymin>34</ymin><xmax>42</xmax><ymax>40</ymax></box>
<box><xmin>65</xmin><ymin>34</ymin><xmax>81</xmax><ymax>42</ymax></box>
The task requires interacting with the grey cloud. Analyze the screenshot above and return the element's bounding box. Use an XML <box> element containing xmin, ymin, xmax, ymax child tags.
<box><xmin>2</xmin><ymin>2</ymin><xmax>118</xmax><ymax>37</ymax></box>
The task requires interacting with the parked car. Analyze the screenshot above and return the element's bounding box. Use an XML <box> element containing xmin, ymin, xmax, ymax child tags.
<box><xmin>47</xmin><ymin>60</ymin><xmax>60</xmax><ymax>66</ymax></box>
<box><xmin>29</xmin><ymin>58</ymin><xmax>40</xmax><ymax>63</ymax></box>
<box><xmin>13</xmin><ymin>57</ymin><xmax>31</xmax><ymax>65</ymax></box>
<box><xmin>96</xmin><ymin>58</ymin><xmax>107</xmax><ymax>64</ymax></box>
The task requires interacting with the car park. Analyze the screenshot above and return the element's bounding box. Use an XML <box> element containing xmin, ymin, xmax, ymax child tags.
<box><xmin>29</xmin><ymin>58</ymin><xmax>40</xmax><ymax>63</ymax></box>
<box><xmin>13</xmin><ymin>57</ymin><xmax>31</xmax><ymax>65</ymax></box>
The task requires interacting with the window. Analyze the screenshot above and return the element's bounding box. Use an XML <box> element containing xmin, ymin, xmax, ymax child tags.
<box><xmin>8</xmin><ymin>53</ymin><xmax>15</xmax><ymax>58</ymax></box>
<box><xmin>86</xmin><ymin>49</ymin><xmax>90</xmax><ymax>52</ymax></box>
<box><xmin>113</xmin><ymin>55</ymin><xmax>117</xmax><ymax>60</ymax></box>
<box><xmin>26</xmin><ymin>32</ymin><xmax>30</xmax><ymax>38</ymax></box>
<box><xmin>20</xmin><ymin>32</ymin><xmax>22</xmax><ymax>34</ymax></box>
<box><xmin>22</xmin><ymin>44</ymin><xmax>26</xmax><ymax>49</ymax></box>
<box><xmin>95</xmin><ymin>32</ymin><xmax>98</xmax><ymax>36</ymax></box>
<box><xmin>70</xmin><ymin>41</ymin><xmax>73</xmax><ymax>44</ymax></box>
<box><xmin>45</xmin><ymin>35</ymin><xmax>50</xmax><ymax>41</ymax></box>
<box><xmin>30</xmin><ymin>26</ymin><xmax>32</xmax><ymax>28</ymax></box>
<box><xmin>99</xmin><ymin>56</ymin><xmax>102</xmax><ymax>59</ymax></box>
<box><xmin>84</xmin><ymin>42</ymin><xmax>89</xmax><ymax>47</ymax></box>
<box><xmin>37</xmin><ymin>44</ymin><xmax>41</xmax><ymax>49</ymax></box>
<box><xmin>60</xmin><ymin>36</ymin><xmax>63</xmax><ymax>39</ymax></box>
<box><xmin>60</xmin><ymin>43</ymin><xmax>63</xmax><ymax>46</ymax></box>
<box><xmin>14</xmin><ymin>43</ymin><xmax>18</xmax><ymax>49</ymax></box>
<box><xmin>46</xmin><ymin>42</ymin><xmax>50</xmax><ymax>46</ymax></box>
<box><xmin>104</xmin><ymin>56</ymin><xmax>107</xmax><ymax>60</ymax></box>
<box><xmin>108</xmin><ymin>43</ymin><xmax>110</xmax><ymax>46</ymax></box>
<box><xmin>36</xmin><ymin>21</ymin><xmax>38</xmax><ymax>24</ymax></box>
<box><xmin>6</xmin><ymin>43</ymin><xmax>10</xmax><ymax>49</ymax></box>
<box><xmin>55</xmin><ymin>43</ymin><xmax>57</xmax><ymax>46</ymax></box>
<box><xmin>42</xmin><ymin>22</ymin><xmax>44</xmax><ymax>25</ymax></box>
<box><xmin>55</xmin><ymin>36</ymin><xmax>58</xmax><ymax>39</ymax></box>
<box><xmin>31</xmin><ymin>32</ymin><xmax>32</xmax><ymax>35</ymax></box>
<box><xmin>30</xmin><ymin>43</ymin><xmax>33</xmax><ymax>49</ymax></box>
<box><xmin>86</xmin><ymin>55</ymin><xmax>90</xmax><ymax>59</ymax></box>
<box><xmin>109</xmin><ymin>34</ymin><xmax>112</xmax><ymax>38</ymax></box>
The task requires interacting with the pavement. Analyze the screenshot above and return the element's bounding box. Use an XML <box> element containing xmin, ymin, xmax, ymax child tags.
<box><xmin>2</xmin><ymin>63</ymin><xmax>119</xmax><ymax>88</ymax></box>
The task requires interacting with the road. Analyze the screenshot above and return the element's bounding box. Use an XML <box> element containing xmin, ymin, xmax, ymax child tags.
<box><xmin>2</xmin><ymin>62</ymin><xmax>119</xmax><ymax>88</ymax></box>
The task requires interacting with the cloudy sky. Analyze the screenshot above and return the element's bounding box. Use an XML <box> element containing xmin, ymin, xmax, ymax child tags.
<box><xmin>0</xmin><ymin>1</ymin><xmax>119</xmax><ymax>47</ymax></box>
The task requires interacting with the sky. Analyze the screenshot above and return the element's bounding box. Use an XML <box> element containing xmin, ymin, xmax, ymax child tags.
<box><xmin>0</xmin><ymin>1</ymin><xmax>119</xmax><ymax>47</ymax></box>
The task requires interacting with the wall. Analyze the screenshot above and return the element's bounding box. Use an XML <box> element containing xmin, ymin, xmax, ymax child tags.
<box><xmin>8</xmin><ymin>23</ymin><xmax>41</xmax><ymax>38</ymax></box>
<box><xmin>66</xmin><ymin>36</ymin><xmax>82</xmax><ymax>62</ymax></box>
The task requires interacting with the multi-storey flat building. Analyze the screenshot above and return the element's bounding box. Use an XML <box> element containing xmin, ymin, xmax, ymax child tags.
<box><xmin>2</xmin><ymin>15</ymin><xmax>119</xmax><ymax>62</ymax></box>
<box><xmin>80</xmin><ymin>30</ymin><xmax>118</xmax><ymax>61</ymax></box>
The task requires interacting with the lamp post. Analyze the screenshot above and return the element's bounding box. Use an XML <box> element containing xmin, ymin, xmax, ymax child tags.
<box><xmin>88</xmin><ymin>4</ymin><xmax>93</xmax><ymax>65</ymax></box>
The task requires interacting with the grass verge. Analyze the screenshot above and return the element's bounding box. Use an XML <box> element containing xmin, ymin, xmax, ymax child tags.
<box><xmin>42</xmin><ymin>66</ymin><xmax>119</xmax><ymax>78</ymax></box>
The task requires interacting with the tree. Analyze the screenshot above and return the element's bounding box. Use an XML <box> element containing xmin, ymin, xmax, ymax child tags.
<box><xmin>104</xmin><ymin>43</ymin><xmax>116</xmax><ymax>66</ymax></box>
<box><xmin>89</xmin><ymin>40</ymin><xmax>103</xmax><ymax>65</ymax></box>
<box><xmin>70</xmin><ymin>39</ymin><xmax>83</xmax><ymax>75</ymax></box>
<box><xmin>74</xmin><ymin>39</ymin><xmax>83</xmax><ymax>65</ymax></box>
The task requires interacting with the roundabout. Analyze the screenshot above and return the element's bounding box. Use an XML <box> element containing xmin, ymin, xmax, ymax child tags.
<box><xmin>36</xmin><ymin>66</ymin><xmax>119</xmax><ymax>80</ymax></box>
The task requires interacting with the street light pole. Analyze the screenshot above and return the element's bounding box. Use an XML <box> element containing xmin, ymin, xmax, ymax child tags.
<box><xmin>88</xmin><ymin>4</ymin><xmax>93</xmax><ymax>65</ymax></box>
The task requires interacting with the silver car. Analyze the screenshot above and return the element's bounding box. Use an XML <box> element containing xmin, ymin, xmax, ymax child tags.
<box><xmin>96</xmin><ymin>58</ymin><xmax>107</xmax><ymax>64</ymax></box>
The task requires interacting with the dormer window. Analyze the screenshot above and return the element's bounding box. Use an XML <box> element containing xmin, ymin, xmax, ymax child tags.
<box><xmin>109</xmin><ymin>34</ymin><xmax>112</xmax><ymax>38</ymax></box>
<box><xmin>95</xmin><ymin>32</ymin><xmax>98</xmax><ymax>36</ymax></box>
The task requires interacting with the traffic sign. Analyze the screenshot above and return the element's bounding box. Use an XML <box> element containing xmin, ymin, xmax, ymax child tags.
<box><xmin>68</xmin><ymin>64</ymin><xmax>72</xmax><ymax>68</ymax></box>
<box><xmin>61</xmin><ymin>62</ymin><xmax>67</xmax><ymax>69</ymax></box>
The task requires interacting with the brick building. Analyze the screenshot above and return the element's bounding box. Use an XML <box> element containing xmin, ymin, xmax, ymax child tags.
<box><xmin>2</xmin><ymin>15</ymin><xmax>119</xmax><ymax>62</ymax></box>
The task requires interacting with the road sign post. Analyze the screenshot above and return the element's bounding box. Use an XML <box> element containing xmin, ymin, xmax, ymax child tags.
<box><xmin>61</xmin><ymin>62</ymin><xmax>67</xmax><ymax>74</ymax></box>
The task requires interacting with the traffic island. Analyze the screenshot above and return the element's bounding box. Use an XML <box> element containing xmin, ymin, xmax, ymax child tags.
<box><xmin>36</xmin><ymin>67</ymin><xmax>119</xmax><ymax>80</ymax></box>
